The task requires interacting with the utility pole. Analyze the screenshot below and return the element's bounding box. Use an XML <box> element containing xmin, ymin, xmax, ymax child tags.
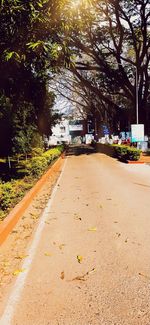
<box><xmin>135</xmin><ymin>66</ymin><xmax>139</xmax><ymax>124</ymax></box>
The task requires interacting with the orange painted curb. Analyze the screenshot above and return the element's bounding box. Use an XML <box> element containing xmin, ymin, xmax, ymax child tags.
<box><xmin>127</xmin><ymin>160</ymin><xmax>145</xmax><ymax>164</ymax></box>
<box><xmin>0</xmin><ymin>157</ymin><xmax>64</xmax><ymax>246</ymax></box>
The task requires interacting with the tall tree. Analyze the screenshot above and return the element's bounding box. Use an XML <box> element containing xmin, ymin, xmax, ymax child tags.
<box><xmin>62</xmin><ymin>0</ymin><xmax>150</xmax><ymax>131</ymax></box>
<box><xmin>0</xmin><ymin>0</ymin><xmax>64</xmax><ymax>155</ymax></box>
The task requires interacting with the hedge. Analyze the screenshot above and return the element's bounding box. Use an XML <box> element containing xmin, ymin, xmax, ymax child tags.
<box><xmin>0</xmin><ymin>145</ymin><xmax>64</xmax><ymax>221</ymax></box>
<box><xmin>114</xmin><ymin>145</ymin><xmax>141</xmax><ymax>161</ymax></box>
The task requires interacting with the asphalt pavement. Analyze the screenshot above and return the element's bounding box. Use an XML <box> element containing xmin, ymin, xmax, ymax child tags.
<box><xmin>1</xmin><ymin>145</ymin><xmax>150</xmax><ymax>325</ymax></box>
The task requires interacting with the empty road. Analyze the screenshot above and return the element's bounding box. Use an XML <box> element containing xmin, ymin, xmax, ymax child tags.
<box><xmin>1</xmin><ymin>146</ymin><xmax>150</xmax><ymax>325</ymax></box>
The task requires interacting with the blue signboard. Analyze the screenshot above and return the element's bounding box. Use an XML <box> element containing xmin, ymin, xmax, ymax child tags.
<box><xmin>102</xmin><ymin>125</ymin><xmax>109</xmax><ymax>136</ymax></box>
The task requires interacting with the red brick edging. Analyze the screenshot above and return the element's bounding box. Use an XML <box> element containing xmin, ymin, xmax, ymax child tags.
<box><xmin>0</xmin><ymin>156</ymin><xmax>64</xmax><ymax>246</ymax></box>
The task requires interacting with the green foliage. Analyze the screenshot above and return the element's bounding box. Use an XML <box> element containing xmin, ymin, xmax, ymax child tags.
<box><xmin>114</xmin><ymin>145</ymin><xmax>141</xmax><ymax>161</ymax></box>
<box><xmin>31</xmin><ymin>156</ymin><xmax>48</xmax><ymax>177</ymax></box>
<box><xmin>31</xmin><ymin>133</ymin><xmax>44</xmax><ymax>149</ymax></box>
<box><xmin>0</xmin><ymin>181</ymin><xmax>17</xmax><ymax>210</ymax></box>
<box><xmin>12</xmin><ymin>101</ymin><xmax>36</xmax><ymax>155</ymax></box>
<box><xmin>42</xmin><ymin>146</ymin><xmax>63</xmax><ymax>163</ymax></box>
<box><xmin>0</xmin><ymin>145</ymin><xmax>64</xmax><ymax>220</ymax></box>
<box><xmin>114</xmin><ymin>145</ymin><xmax>128</xmax><ymax>160</ymax></box>
<box><xmin>127</xmin><ymin>147</ymin><xmax>141</xmax><ymax>161</ymax></box>
<box><xmin>31</xmin><ymin>147</ymin><xmax>44</xmax><ymax>157</ymax></box>
<box><xmin>0</xmin><ymin>0</ymin><xmax>64</xmax><ymax>156</ymax></box>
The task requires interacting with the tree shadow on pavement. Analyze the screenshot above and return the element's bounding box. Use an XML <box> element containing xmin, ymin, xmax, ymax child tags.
<box><xmin>66</xmin><ymin>144</ymin><xmax>96</xmax><ymax>156</ymax></box>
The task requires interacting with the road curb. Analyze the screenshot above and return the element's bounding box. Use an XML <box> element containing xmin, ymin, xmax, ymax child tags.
<box><xmin>0</xmin><ymin>156</ymin><xmax>64</xmax><ymax>246</ymax></box>
<box><xmin>127</xmin><ymin>160</ymin><xmax>145</xmax><ymax>164</ymax></box>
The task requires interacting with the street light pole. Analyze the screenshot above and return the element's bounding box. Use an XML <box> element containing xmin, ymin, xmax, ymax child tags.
<box><xmin>135</xmin><ymin>66</ymin><xmax>139</xmax><ymax>124</ymax></box>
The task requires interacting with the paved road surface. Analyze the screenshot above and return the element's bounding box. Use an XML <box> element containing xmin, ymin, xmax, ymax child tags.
<box><xmin>1</xmin><ymin>146</ymin><xmax>150</xmax><ymax>325</ymax></box>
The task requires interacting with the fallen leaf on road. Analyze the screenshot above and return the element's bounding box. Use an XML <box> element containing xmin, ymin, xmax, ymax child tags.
<box><xmin>11</xmin><ymin>230</ymin><xmax>18</xmax><ymax>234</ymax></box>
<box><xmin>116</xmin><ymin>233</ymin><xmax>121</xmax><ymax>237</ymax></box>
<box><xmin>45</xmin><ymin>221</ymin><xmax>50</xmax><ymax>225</ymax></box>
<box><xmin>15</xmin><ymin>255</ymin><xmax>28</xmax><ymax>260</ymax></box>
<box><xmin>74</xmin><ymin>215</ymin><xmax>82</xmax><ymax>221</ymax></box>
<box><xmin>107</xmin><ymin>198</ymin><xmax>112</xmax><ymax>201</ymax></box>
<box><xmin>88</xmin><ymin>227</ymin><xmax>97</xmax><ymax>232</ymax></box>
<box><xmin>72</xmin><ymin>275</ymin><xmax>86</xmax><ymax>281</ymax></box>
<box><xmin>139</xmin><ymin>272</ymin><xmax>150</xmax><ymax>280</ymax></box>
<box><xmin>100</xmin><ymin>205</ymin><xmax>103</xmax><ymax>209</ymax></box>
<box><xmin>60</xmin><ymin>271</ymin><xmax>65</xmax><ymax>280</ymax></box>
<box><xmin>77</xmin><ymin>255</ymin><xmax>83</xmax><ymax>263</ymax></box>
<box><xmin>88</xmin><ymin>268</ymin><xmax>96</xmax><ymax>275</ymax></box>
<box><xmin>59</xmin><ymin>244</ymin><xmax>65</xmax><ymax>250</ymax></box>
<box><xmin>31</xmin><ymin>215</ymin><xmax>39</xmax><ymax>220</ymax></box>
<box><xmin>13</xmin><ymin>269</ymin><xmax>26</xmax><ymax>276</ymax></box>
<box><xmin>71</xmin><ymin>268</ymin><xmax>96</xmax><ymax>282</ymax></box>
<box><xmin>44</xmin><ymin>252</ymin><xmax>52</xmax><ymax>257</ymax></box>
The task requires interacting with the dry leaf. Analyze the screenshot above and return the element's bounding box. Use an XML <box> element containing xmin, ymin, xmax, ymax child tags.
<box><xmin>77</xmin><ymin>255</ymin><xmax>83</xmax><ymax>263</ymax></box>
<box><xmin>15</xmin><ymin>255</ymin><xmax>28</xmax><ymax>260</ymax></box>
<box><xmin>139</xmin><ymin>272</ymin><xmax>150</xmax><ymax>280</ymax></box>
<box><xmin>13</xmin><ymin>269</ymin><xmax>26</xmax><ymax>276</ymax></box>
<box><xmin>59</xmin><ymin>244</ymin><xmax>65</xmax><ymax>250</ymax></box>
<box><xmin>44</xmin><ymin>252</ymin><xmax>52</xmax><ymax>257</ymax></box>
<box><xmin>72</xmin><ymin>268</ymin><xmax>96</xmax><ymax>282</ymax></box>
<box><xmin>74</xmin><ymin>215</ymin><xmax>82</xmax><ymax>221</ymax></box>
<box><xmin>60</xmin><ymin>271</ymin><xmax>65</xmax><ymax>280</ymax></box>
<box><xmin>88</xmin><ymin>227</ymin><xmax>97</xmax><ymax>232</ymax></box>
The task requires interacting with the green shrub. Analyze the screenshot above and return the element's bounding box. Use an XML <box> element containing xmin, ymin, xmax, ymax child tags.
<box><xmin>31</xmin><ymin>156</ymin><xmax>48</xmax><ymax>177</ymax></box>
<box><xmin>127</xmin><ymin>147</ymin><xmax>141</xmax><ymax>161</ymax></box>
<box><xmin>31</xmin><ymin>147</ymin><xmax>44</xmax><ymax>157</ymax></box>
<box><xmin>42</xmin><ymin>146</ymin><xmax>63</xmax><ymax>164</ymax></box>
<box><xmin>114</xmin><ymin>145</ymin><xmax>141</xmax><ymax>161</ymax></box>
<box><xmin>114</xmin><ymin>145</ymin><xmax>128</xmax><ymax>160</ymax></box>
<box><xmin>20</xmin><ymin>160</ymin><xmax>32</xmax><ymax>175</ymax></box>
<box><xmin>0</xmin><ymin>182</ymin><xmax>16</xmax><ymax>210</ymax></box>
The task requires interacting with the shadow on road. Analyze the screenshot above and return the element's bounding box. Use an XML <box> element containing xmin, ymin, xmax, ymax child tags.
<box><xmin>66</xmin><ymin>144</ymin><xmax>96</xmax><ymax>156</ymax></box>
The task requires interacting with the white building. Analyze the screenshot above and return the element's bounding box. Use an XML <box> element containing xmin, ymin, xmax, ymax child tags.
<box><xmin>48</xmin><ymin>119</ymin><xmax>71</xmax><ymax>146</ymax></box>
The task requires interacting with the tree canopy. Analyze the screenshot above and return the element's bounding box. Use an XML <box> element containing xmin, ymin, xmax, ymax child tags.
<box><xmin>0</xmin><ymin>0</ymin><xmax>150</xmax><ymax>156</ymax></box>
<box><xmin>60</xmin><ymin>0</ymin><xmax>150</xmax><ymax>131</ymax></box>
<box><xmin>0</xmin><ymin>0</ymin><xmax>64</xmax><ymax>155</ymax></box>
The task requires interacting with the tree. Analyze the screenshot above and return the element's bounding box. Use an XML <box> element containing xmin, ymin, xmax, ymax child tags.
<box><xmin>61</xmin><ymin>0</ymin><xmax>150</xmax><ymax>132</ymax></box>
<box><xmin>0</xmin><ymin>0</ymin><xmax>65</xmax><ymax>155</ymax></box>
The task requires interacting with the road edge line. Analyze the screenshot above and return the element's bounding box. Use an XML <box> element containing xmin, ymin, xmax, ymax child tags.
<box><xmin>0</xmin><ymin>157</ymin><xmax>68</xmax><ymax>325</ymax></box>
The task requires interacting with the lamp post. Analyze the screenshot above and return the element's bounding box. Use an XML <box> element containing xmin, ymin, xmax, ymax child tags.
<box><xmin>135</xmin><ymin>66</ymin><xmax>139</xmax><ymax>124</ymax></box>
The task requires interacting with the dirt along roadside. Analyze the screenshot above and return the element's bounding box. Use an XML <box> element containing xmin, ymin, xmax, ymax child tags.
<box><xmin>0</xmin><ymin>158</ymin><xmax>64</xmax><ymax>310</ymax></box>
<box><xmin>1</xmin><ymin>145</ymin><xmax>150</xmax><ymax>325</ymax></box>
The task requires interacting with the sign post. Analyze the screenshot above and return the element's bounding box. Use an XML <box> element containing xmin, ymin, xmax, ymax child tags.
<box><xmin>131</xmin><ymin>124</ymin><xmax>144</xmax><ymax>143</ymax></box>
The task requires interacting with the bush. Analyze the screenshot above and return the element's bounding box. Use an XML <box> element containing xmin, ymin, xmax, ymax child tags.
<box><xmin>31</xmin><ymin>156</ymin><xmax>48</xmax><ymax>177</ymax></box>
<box><xmin>42</xmin><ymin>146</ymin><xmax>63</xmax><ymax>163</ymax></box>
<box><xmin>0</xmin><ymin>181</ymin><xmax>16</xmax><ymax>210</ymax></box>
<box><xmin>0</xmin><ymin>145</ymin><xmax>64</xmax><ymax>220</ymax></box>
<box><xmin>127</xmin><ymin>147</ymin><xmax>141</xmax><ymax>161</ymax></box>
<box><xmin>114</xmin><ymin>145</ymin><xmax>128</xmax><ymax>160</ymax></box>
<box><xmin>114</xmin><ymin>145</ymin><xmax>141</xmax><ymax>161</ymax></box>
<box><xmin>31</xmin><ymin>147</ymin><xmax>44</xmax><ymax>157</ymax></box>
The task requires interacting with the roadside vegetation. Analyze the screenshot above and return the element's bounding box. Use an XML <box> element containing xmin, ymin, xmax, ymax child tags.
<box><xmin>0</xmin><ymin>145</ymin><xmax>64</xmax><ymax>222</ymax></box>
<box><xmin>113</xmin><ymin>145</ymin><xmax>141</xmax><ymax>162</ymax></box>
